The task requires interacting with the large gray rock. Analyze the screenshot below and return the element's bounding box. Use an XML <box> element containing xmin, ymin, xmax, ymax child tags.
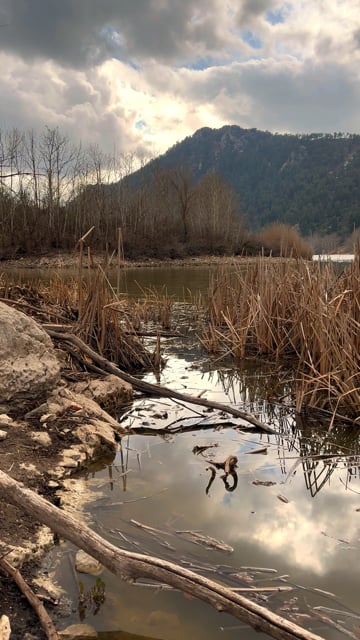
<box><xmin>0</xmin><ymin>302</ymin><xmax>60</xmax><ymax>403</ymax></box>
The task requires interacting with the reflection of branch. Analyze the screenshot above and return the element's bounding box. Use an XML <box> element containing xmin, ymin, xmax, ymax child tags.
<box><xmin>310</xmin><ymin>608</ymin><xmax>358</xmax><ymax>640</ymax></box>
<box><xmin>205</xmin><ymin>457</ymin><xmax>238</xmax><ymax>494</ymax></box>
<box><xmin>222</xmin><ymin>471</ymin><xmax>238</xmax><ymax>492</ymax></box>
<box><xmin>205</xmin><ymin>467</ymin><xmax>216</xmax><ymax>495</ymax></box>
<box><xmin>339</xmin><ymin>478</ymin><xmax>360</xmax><ymax>494</ymax></box>
<box><xmin>46</xmin><ymin>329</ymin><xmax>276</xmax><ymax>433</ymax></box>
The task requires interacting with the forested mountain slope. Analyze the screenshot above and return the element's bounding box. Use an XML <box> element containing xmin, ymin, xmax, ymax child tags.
<box><xmin>128</xmin><ymin>126</ymin><xmax>360</xmax><ymax>237</ymax></box>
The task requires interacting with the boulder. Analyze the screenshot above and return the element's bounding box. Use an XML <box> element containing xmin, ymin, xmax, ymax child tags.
<box><xmin>0</xmin><ymin>302</ymin><xmax>60</xmax><ymax>404</ymax></box>
<box><xmin>72</xmin><ymin>374</ymin><xmax>133</xmax><ymax>414</ymax></box>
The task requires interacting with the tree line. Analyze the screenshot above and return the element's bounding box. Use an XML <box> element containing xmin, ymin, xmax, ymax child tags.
<box><xmin>0</xmin><ymin>126</ymin><xmax>315</xmax><ymax>259</ymax></box>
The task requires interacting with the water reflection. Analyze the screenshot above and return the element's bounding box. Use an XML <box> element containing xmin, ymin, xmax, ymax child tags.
<box><xmin>2</xmin><ymin>264</ymin><xmax>220</xmax><ymax>300</ymax></box>
<box><xmin>74</xmin><ymin>421</ymin><xmax>360</xmax><ymax>638</ymax></box>
<box><xmin>47</xmin><ymin>333</ymin><xmax>360</xmax><ymax>639</ymax></box>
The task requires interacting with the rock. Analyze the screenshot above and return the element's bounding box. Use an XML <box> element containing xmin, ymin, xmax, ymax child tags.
<box><xmin>30</xmin><ymin>431</ymin><xmax>52</xmax><ymax>446</ymax></box>
<box><xmin>72</xmin><ymin>374</ymin><xmax>133</xmax><ymax>414</ymax></box>
<box><xmin>0</xmin><ymin>302</ymin><xmax>60</xmax><ymax>404</ymax></box>
<box><xmin>0</xmin><ymin>615</ymin><xmax>11</xmax><ymax>640</ymax></box>
<box><xmin>0</xmin><ymin>430</ymin><xmax>7</xmax><ymax>441</ymax></box>
<box><xmin>28</xmin><ymin>386</ymin><xmax>125</xmax><ymax>473</ymax></box>
<box><xmin>59</xmin><ymin>624</ymin><xmax>98</xmax><ymax>639</ymax></box>
<box><xmin>75</xmin><ymin>550</ymin><xmax>103</xmax><ymax>576</ymax></box>
<box><xmin>0</xmin><ymin>415</ymin><xmax>13</xmax><ymax>425</ymax></box>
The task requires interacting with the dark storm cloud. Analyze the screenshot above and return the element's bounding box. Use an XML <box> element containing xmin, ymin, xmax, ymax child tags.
<box><xmin>236</xmin><ymin>0</ymin><xmax>279</xmax><ymax>25</ymax></box>
<box><xmin>0</xmin><ymin>0</ymin><xmax>228</xmax><ymax>68</ymax></box>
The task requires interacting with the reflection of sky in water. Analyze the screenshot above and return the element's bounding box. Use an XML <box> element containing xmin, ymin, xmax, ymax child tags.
<box><xmin>51</xmin><ymin>348</ymin><xmax>360</xmax><ymax>639</ymax></box>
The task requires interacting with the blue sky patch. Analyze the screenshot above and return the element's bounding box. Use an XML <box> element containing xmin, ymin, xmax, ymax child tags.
<box><xmin>266</xmin><ymin>4</ymin><xmax>291</xmax><ymax>25</ymax></box>
<box><xmin>183</xmin><ymin>55</ymin><xmax>228</xmax><ymax>71</ymax></box>
<box><xmin>241</xmin><ymin>30</ymin><xmax>263</xmax><ymax>49</ymax></box>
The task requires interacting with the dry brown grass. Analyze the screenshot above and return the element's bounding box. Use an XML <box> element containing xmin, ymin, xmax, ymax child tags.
<box><xmin>199</xmin><ymin>256</ymin><xmax>360</xmax><ymax>419</ymax></box>
<box><xmin>42</xmin><ymin>250</ymin><xmax>162</xmax><ymax>371</ymax></box>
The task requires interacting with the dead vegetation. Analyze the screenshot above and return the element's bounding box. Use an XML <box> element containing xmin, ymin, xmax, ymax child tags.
<box><xmin>1</xmin><ymin>242</ymin><xmax>359</xmax><ymax>424</ymax></box>
<box><xmin>199</xmin><ymin>253</ymin><xmax>360</xmax><ymax>421</ymax></box>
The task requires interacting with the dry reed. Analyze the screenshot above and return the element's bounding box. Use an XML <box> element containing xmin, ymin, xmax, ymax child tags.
<box><xmin>199</xmin><ymin>255</ymin><xmax>360</xmax><ymax>419</ymax></box>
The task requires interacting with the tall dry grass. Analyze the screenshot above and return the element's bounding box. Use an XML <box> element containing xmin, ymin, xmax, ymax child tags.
<box><xmin>200</xmin><ymin>255</ymin><xmax>360</xmax><ymax>419</ymax></box>
<box><xmin>43</xmin><ymin>249</ymin><xmax>164</xmax><ymax>371</ymax></box>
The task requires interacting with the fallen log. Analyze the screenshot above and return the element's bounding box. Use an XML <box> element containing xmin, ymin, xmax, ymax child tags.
<box><xmin>0</xmin><ymin>469</ymin><xmax>324</xmax><ymax>640</ymax></box>
<box><xmin>46</xmin><ymin>329</ymin><xmax>275</xmax><ymax>434</ymax></box>
<box><xmin>0</xmin><ymin>557</ymin><xmax>59</xmax><ymax>640</ymax></box>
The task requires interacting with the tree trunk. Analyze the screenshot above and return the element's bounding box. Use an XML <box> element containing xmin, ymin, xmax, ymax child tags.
<box><xmin>0</xmin><ymin>470</ymin><xmax>324</xmax><ymax>640</ymax></box>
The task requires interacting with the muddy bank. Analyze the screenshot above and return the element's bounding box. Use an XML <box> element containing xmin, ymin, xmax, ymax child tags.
<box><xmin>0</xmin><ymin>317</ymin><xmax>133</xmax><ymax>640</ymax></box>
<box><xmin>0</xmin><ymin>251</ymin><xmax>262</xmax><ymax>271</ymax></box>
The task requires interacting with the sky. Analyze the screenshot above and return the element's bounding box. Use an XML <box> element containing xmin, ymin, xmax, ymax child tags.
<box><xmin>0</xmin><ymin>0</ymin><xmax>360</xmax><ymax>158</ymax></box>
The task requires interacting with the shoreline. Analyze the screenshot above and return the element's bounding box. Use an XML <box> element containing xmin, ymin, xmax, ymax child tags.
<box><xmin>0</xmin><ymin>251</ymin><xmax>309</xmax><ymax>271</ymax></box>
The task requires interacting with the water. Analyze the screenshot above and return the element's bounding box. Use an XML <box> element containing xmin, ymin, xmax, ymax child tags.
<box><xmin>312</xmin><ymin>254</ymin><xmax>354</xmax><ymax>263</ymax></box>
<box><xmin>5</xmin><ymin>261</ymin><xmax>359</xmax><ymax>638</ymax></box>
<box><xmin>48</xmin><ymin>351</ymin><xmax>360</xmax><ymax>640</ymax></box>
<box><xmin>0</xmin><ymin>263</ymin><xmax>221</xmax><ymax>300</ymax></box>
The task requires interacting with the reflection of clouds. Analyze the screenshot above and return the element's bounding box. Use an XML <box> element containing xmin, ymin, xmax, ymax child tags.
<box><xmin>227</xmin><ymin>476</ymin><xmax>360</xmax><ymax>576</ymax></box>
<box><xmin>109</xmin><ymin>426</ymin><xmax>360</xmax><ymax>582</ymax></box>
<box><xmin>250</xmin><ymin>501</ymin><xmax>331</xmax><ymax>574</ymax></box>
<box><xmin>94</xmin><ymin>352</ymin><xmax>360</xmax><ymax>607</ymax></box>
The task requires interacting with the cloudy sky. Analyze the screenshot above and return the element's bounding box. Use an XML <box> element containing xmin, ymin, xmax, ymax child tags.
<box><xmin>0</xmin><ymin>0</ymin><xmax>359</xmax><ymax>157</ymax></box>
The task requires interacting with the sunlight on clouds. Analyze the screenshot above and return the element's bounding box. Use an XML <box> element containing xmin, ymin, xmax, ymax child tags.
<box><xmin>100</xmin><ymin>58</ymin><xmax>227</xmax><ymax>152</ymax></box>
<box><xmin>1</xmin><ymin>0</ymin><xmax>360</xmax><ymax>152</ymax></box>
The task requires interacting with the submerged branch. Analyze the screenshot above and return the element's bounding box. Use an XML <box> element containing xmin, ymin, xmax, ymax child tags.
<box><xmin>0</xmin><ymin>469</ymin><xmax>325</xmax><ymax>640</ymax></box>
<box><xmin>46</xmin><ymin>329</ymin><xmax>276</xmax><ymax>434</ymax></box>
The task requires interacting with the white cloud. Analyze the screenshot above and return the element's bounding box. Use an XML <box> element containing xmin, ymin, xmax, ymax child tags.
<box><xmin>0</xmin><ymin>0</ymin><xmax>359</xmax><ymax>154</ymax></box>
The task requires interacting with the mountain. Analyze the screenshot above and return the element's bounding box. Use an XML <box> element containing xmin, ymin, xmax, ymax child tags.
<box><xmin>128</xmin><ymin>125</ymin><xmax>360</xmax><ymax>237</ymax></box>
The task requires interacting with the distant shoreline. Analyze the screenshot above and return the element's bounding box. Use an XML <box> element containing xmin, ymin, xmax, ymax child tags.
<box><xmin>0</xmin><ymin>252</ymin><xmax>354</xmax><ymax>271</ymax></box>
<box><xmin>0</xmin><ymin>252</ymin><xmax>291</xmax><ymax>270</ymax></box>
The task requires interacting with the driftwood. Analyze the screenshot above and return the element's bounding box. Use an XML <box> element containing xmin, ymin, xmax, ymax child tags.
<box><xmin>0</xmin><ymin>469</ymin><xmax>325</xmax><ymax>640</ymax></box>
<box><xmin>46</xmin><ymin>329</ymin><xmax>275</xmax><ymax>434</ymax></box>
<box><xmin>0</xmin><ymin>556</ymin><xmax>59</xmax><ymax>640</ymax></box>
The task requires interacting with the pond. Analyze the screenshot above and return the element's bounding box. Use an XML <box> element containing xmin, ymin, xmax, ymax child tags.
<box><xmin>1</xmin><ymin>263</ymin><xmax>222</xmax><ymax>300</ymax></box>
<box><xmin>44</xmin><ymin>332</ymin><xmax>360</xmax><ymax>640</ymax></box>
<box><xmin>5</xmin><ymin>261</ymin><xmax>359</xmax><ymax>639</ymax></box>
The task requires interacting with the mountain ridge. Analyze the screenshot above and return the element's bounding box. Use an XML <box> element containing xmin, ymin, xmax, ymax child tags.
<box><xmin>128</xmin><ymin>125</ymin><xmax>360</xmax><ymax>238</ymax></box>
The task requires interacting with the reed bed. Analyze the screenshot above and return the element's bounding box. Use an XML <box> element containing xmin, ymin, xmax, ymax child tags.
<box><xmin>39</xmin><ymin>253</ymin><xmax>162</xmax><ymax>371</ymax></box>
<box><xmin>200</xmin><ymin>255</ymin><xmax>360</xmax><ymax>419</ymax></box>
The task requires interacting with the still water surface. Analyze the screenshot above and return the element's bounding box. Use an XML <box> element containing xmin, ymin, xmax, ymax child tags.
<box><xmin>48</xmin><ymin>351</ymin><xmax>360</xmax><ymax>640</ymax></box>
<box><xmin>8</xmin><ymin>262</ymin><xmax>359</xmax><ymax>639</ymax></box>
<box><xmin>2</xmin><ymin>263</ymin><xmax>220</xmax><ymax>299</ymax></box>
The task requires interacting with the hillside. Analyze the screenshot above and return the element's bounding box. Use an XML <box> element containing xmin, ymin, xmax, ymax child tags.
<box><xmin>127</xmin><ymin>125</ymin><xmax>360</xmax><ymax>237</ymax></box>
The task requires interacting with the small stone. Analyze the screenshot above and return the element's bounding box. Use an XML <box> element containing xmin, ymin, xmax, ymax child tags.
<box><xmin>0</xmin><ymin>615</ymin><xmax>11</xmax><ymax>640</ymax></box>
<box><xmin>40</xmin><ymin>413</ymin><xmax>57</xmax><ymax>424</ymax></box>
<box><xmin>0</xmin><ymin>430</ymin><xmax>7</xmax><ymax>441</ymax></box>
<box><xmin>0</xmin><ymin>414</ymin><xmax>13</xmax><ymax>425</ymax></box>
<box><xmin>75</xmin><ymin>550</ymin><xmax>103</xmax><ymax>575</ymax></box>
<box><xmin>59</xmin><ymin>624</ymin><xmax>98</xmax><ymax>639</ymax></box>
<box><xmin>48</xmin><ymin>480</ymin><xmax>61</xmax><ymax>489</ymax></box>
<box><xmin>31</xmin><ymin>431</ymin><xmax>52</xmax><ymax>446</ymax></box>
